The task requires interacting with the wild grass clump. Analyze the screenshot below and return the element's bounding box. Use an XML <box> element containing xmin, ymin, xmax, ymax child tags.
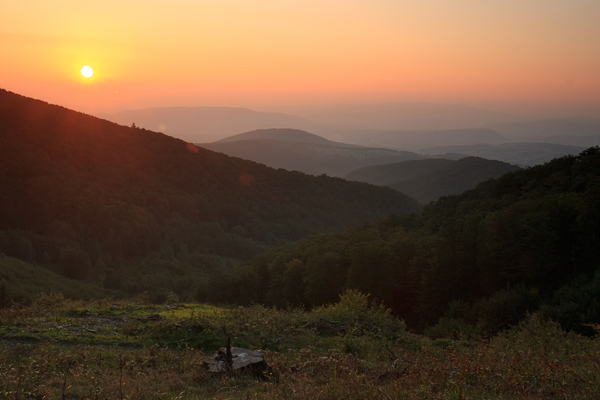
<box><xmin>314</xmin><ymin>289</ymin><xmax>404</xmax><ymax>329</ymax></box>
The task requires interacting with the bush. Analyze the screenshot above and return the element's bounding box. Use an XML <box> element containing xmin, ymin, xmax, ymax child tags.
<box><xmin>313</xmin><ymin>289</ymin><xmax>405</xmax><ymax>335</ymax></box>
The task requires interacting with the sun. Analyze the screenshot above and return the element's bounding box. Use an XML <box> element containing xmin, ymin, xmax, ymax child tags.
<box><xmin>81</xmin><ymin>65</ymin><xmax>94</xmax><ymax>78</ymax></box>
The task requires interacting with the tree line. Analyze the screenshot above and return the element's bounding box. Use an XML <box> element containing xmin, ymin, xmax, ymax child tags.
<box><xmin>203</xmin><ymin>147</ymin><xmax>600</xmax><ymax>336</ymax></box>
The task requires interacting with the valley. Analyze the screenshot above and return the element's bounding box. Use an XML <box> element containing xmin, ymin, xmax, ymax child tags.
<box><xmin>2</xmin><ymin>89</ymin><xmax>600</xmax><ymax>399</ymax></box>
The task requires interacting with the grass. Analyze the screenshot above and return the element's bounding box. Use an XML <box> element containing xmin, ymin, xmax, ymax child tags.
<box><xmin>1</xmin><ymin>290</ymin><xmax>600</xmax><ymax>399</ymax></box>
<box><xmin>0</xmin><ymin>255</ymin><xmax>117</xmax><ymax>304</ymax></box>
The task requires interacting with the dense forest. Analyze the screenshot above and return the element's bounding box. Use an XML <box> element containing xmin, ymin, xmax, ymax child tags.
<box><xmin>2</xmin><ymin>88</ymin><xmax>599</xmax><ymax>341</ymax></box>
<box><xmin>0</xmin><ymin>89</ymin><xmax>419</xmax><ymax>301</ymax></box>
<box><xmin>206</xmin><ymin>147</ymin><xmax>600</xmax><ymax>336</ymax></box>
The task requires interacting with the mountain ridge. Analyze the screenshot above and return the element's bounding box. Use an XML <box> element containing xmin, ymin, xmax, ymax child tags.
<box><xmin>0</xmin><ymin>89</ymin><xmax>420</xmax><ymax>296</ymax></box>
<box><xmin>201</xmin><ymin>129</ymin><xmax>426</xmax><ymax>176</ymax></box>
<box><xmin>345</xmin><ymin>157</ymin><xmax>519</xmax><ymax>203</ymax></box>
<box><xmin>419</xmin><ymin>142</ymin><xmax>586</xmax><ymax>166</ymax></box>
<box><xmin>213</xmin><ymin>128</ymin><xmax>357</xmax><ymax>147</ymax></box>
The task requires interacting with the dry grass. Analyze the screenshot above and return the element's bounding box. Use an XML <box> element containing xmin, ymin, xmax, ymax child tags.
<box><xmin>1</xmin><ymin>291</ymin><xmax>599</xmax><ymax>399</ymax></box>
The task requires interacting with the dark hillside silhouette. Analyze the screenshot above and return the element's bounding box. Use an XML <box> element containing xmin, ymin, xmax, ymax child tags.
<box><xmin>210</xmin><ymin>147</ymin><xmax>600</xmax><ymax>335</ymax></box>
<box><xmin>0</xmin><ymin>89</ymin><xmax>419</xmax><ymax>297</ymax></box>
<box><xmin>346</xmin><ymin>157</ymin><xmax>519</xmax><ymax>203</ymax></box>
<box><xmin>346</xmin><ymin>158</ymin><xmax>455</xmax><ymax>186</ymax></box>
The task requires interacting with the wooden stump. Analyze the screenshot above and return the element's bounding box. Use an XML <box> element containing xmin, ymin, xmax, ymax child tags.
<box><xmin>204</xmin><ymin>339</ymin><xmax>268</xmax><ymax>376</ymax></box>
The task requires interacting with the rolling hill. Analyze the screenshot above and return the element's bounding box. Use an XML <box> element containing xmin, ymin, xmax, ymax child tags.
<box><xmin>345</xmin><ymin>157</ymin><xmax>519</xmax><ymax>203</ymax></box>
<box><xmin>213</xmin><ymin>128</ymin><xmax>346</xmax><ymax>146</ymax></box>
<box><xmin>419</xmin><ymin>142</ymin><xmax>586</xmax><ymax>167</ymax></box>
<box><xmin>0</xmin><ymin>89</ymin><xmax>420</xmax><ymax>297</ymax></box>
<box><xmin>486</xmin><ymin>117</ymin><xmax>600</xmax><ymax>148</ymax></box>
<box><xmin>323</xmin><ymin>128</ymin><xmax>508</xmax><ymax>151</ymax></box>
<box><xmin>200</xmin><ymin>128</ymin><xmax>426</xmax><ymax>176</ymax></box>
<box><xmin>0</xmin><ymin>255</ymin><xmax>117</xmax><ymax>304</ymax></box>
<box><xmin>524</xmin><ymin>135</ymin><xmax>600</xmax><ymax>148</ymax></box>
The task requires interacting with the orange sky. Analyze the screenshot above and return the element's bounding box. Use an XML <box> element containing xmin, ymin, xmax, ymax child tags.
<box><xmin>1</xmin><ymin>0</ymin><xmax>599</xmax><ymax>115</ymax></box>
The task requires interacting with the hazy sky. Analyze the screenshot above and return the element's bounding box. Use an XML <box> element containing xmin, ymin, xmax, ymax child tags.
<box><xmin>1</xmin><ymin>0</ymin><xmax>599</xmax><ymax>115</ymax></box>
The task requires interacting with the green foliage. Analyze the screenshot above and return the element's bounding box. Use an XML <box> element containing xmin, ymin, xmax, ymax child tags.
<box><xmin>425</xmin><ymin>285</ymin><xmax>539</xmax><ymax>340</ymax></box>
<box><xmin>314</xmin><ymin>290</ymin><xmax>394</xmax><ymax>325</ymax></box>
<box><xmin>215</xmin><ymin>147</ymin><xmax>600</xmax><ymax>336</ymax></box>
<box><xmin>540</xmin><ymin>271</ymin><xmax>600</xmax><ymax>335</ymax></box>
<box><xmin>59</xmin><ymin>246</ymin><xmax>91</xmax><ymax>280</ymax></box>
<box><xmin>3</xmin><ymin>88</ymin><xmax>600</xmax><ymax>343</ymax></box>
<box><xmin>1</xmin><ymin>298</ymin><xmax>600</xmax><ymax>399</ymax></box>
<box><xmin>0</xmin><ymin>255</ymin><xmax>116</xmax><ymax>304</ymax></box>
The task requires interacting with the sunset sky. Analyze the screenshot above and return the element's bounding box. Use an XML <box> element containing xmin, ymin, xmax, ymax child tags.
<box><xmin>1</xmin><ymin>0</ymin><xmax>599</xmax><ymax>115</ymax></box>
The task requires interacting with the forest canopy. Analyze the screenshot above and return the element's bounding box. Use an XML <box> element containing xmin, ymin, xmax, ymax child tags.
<box><xmin>2</xmin><ymin>88</ymin><xmax>599</xmax><ymax>339</ymax></box>
<box><xmin>206</xmin><ymin>147</ymin><xmax>600</xmax><ymax>336</ymax></box>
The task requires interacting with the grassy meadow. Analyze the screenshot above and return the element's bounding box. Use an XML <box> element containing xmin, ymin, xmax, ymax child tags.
<box><xmin>1</xmin><ymin>291</ymin><xmax>599</xmax><ymax>399</ymax></box>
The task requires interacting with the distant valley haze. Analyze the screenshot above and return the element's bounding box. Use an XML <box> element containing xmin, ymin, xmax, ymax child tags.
<box><xmin>3</xmin><ymin>0</ymin><xmax>598</xmax><ymax>129</ymax></box>
<box><xmin>99</xmin><ymin>106</ymin><xmax>325</xmax><ymax>144</ymax></box>
<box><xmin>100</xmin><ymin>102</ymin><xmax>600</xmax><ymax>146</ymax></box>
<box><xmin>99</xmin><ymin>103</ymin><xmax>599</xmax><ymax>167</ymax></box>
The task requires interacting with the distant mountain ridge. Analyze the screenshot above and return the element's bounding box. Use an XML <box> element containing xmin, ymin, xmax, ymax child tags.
<box><xmin>201</xmin><ymin>128</ymin><xmax>426</xmax><ymax>176</ymax></box>
<box><xmin>324</xmin><ymin>128</ymin><xmax>507</xmax><ymax>151</ymax></box>
<box><xmin>101</xmin><ymin>102</ymin><xmax>516</xmax><ymax>143</ymax></box>
<box><xmin>295</xmin><ymin>102</ymin><xmax>513</xmax><ymax>131</ymax></box>
<box><xmin>346</xmin><ymin>157</ymin><xmax>519</xmax><ymax>203</ymax></box>
<box><xmin>345</xmin><ymin>159</ymin><xmax>455</xmax><ymax>186</ymax></box>
<box><xmin>419</xmin><ymin>143</ymin><xmax>587</xmax><ymax>166</ymax></box>
<box><xmin>525</xmin><ymin>135</ymin><xmax>600</xmax><ymax>148</ymax></box>
<box><xmin>214</xmin><ymin>128</ymin><xmax>356</xmax><ymax>147</ymax></box>
<box><xmin>492</xmin><ymin>116</ymin><xmax>600</xmax><ymax>139</ymax></box>
<box><xmin>100</xmin><ymin>105</ymin><xmax>600</xmax><ymax>162</ymax></box>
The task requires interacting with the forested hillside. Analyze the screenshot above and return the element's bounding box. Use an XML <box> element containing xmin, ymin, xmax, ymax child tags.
<box><xmin>0</xmin><ymin>255</ymin><xmax>116</xmax><ymax>304</ymax></box>
<box><xmin>346</xmin><ymin>157</ymin><xmax>520</xmax><ymax>203</ymax></box>
<box><xmin>208</xmin><ymin>147</ymin><xmax>600</xmax><ymax>336</ymax></box>
<box><xmin>0</xmin><ymin>89</ymin><xmax>419</xmax><ymax>301</ymax></box>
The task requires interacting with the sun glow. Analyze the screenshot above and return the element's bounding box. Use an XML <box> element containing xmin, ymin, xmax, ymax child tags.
<box><xmin>2</xmin><ymin>1</ymin><xmax>599</xmax><ymax>114</ymax></box>
<box><xmin>81</xmin><ymin>65</ymin><xmax>93</xmax><ymax>78</ymax></box>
